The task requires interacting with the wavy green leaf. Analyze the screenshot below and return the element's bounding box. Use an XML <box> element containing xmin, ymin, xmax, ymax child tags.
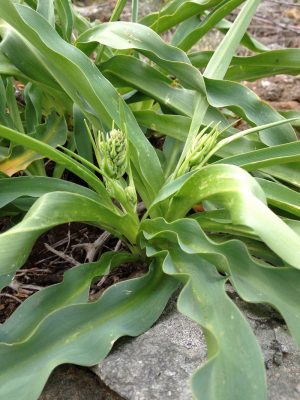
<box><xmin>217</xmin><ymin>142</ymin><xmax>300</xmax><ymax>170</ymax></box>
<box><xmin>206</xmin><ymin>79</ymin><xmax>297</xmax><ymax>145</ymax></box>
<box><xmin>0</xmin><ymin>252</ymin><xmax>136</xmax><ymax>343</ymax></box>
<box><xmin>0</xmin><ymin>262</ymin><xmax>177</xmax><ymax>400</ymax></box>
<box><xmin>142</xmin><ymin>224</ymin><xmax>266</xmax><ymax>400</ymax></box>
<box><xmin>54</xmin><ymin>0</ymin><xmax>74</xmax><ymax>42</ymax></box>
<box><xmin>174</xmin><ymin>0</ymin><xmax>245</xmax><ymax>51</ymax></box>
<box><xmin>77</xmin><ymin>21</ymin><xmax>206</xmax><ymax>94</ymax></box>
<box><xmin>37</xmin><ymin>0</ymin><xmax>55</xmax><ymax>27</ymax></box>
<box><xmin>99</xmin><ymin>52</ymin><xmax>296</xmax><ymax>147</ymax></box>
<box><xmin>141</xmin><ymin>0</ymin><xmax>229</xmax><ymax>33</ymax></box>
<box><xmin>150</xmin><ymin>164</ymin><xmax>300</xmax><ymax>268</ymax></box>
<box><xmin>262</xmin><ymin>163</ymin><xmax>300</xmax><ymax>188</ymax></box>
<box><xmin>190</xmin><ymin>49</ymin><xmax>300</xmax><ymax>81</ymax></box>
<box><xmin>167</xmin><ymin>252</ymin><xmax>265</xmax><ymax>400</ymax></box>
<box><xmin>0</xmin><ymin>176</ymin><xmax>101</xmax><ymax>209</ymax></box>
<box><xmin>141</xmin><ymin>217</ymin><xmax>300</xmax><ymax>346</ymax></box>
<box><xmin>256</xmin><ymin>178</ymin><xmax>300</xmax><ymax>217</ymax></box>
<box><xmin>101</xmin><ymin>55</ymin><xmax>195</xmax><ymax>117</ymax></box>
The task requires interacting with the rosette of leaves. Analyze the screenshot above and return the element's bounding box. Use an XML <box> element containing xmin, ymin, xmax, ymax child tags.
<box><xmin>0</xmin><ymin>1</ymin><xmax>299</xmax><ymax>400</ymax></box>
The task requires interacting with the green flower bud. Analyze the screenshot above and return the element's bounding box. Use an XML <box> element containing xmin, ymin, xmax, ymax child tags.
<box><xmin>177</xmin><ymin>123</ymin><xmax>220</xmax><ymax>177</ymax></box>
<box><xmin>125</xmin><ymin>185</ymin><xmax>137</xmax><ymax>208</ymax></box>
<box><xmin>98</xmin><ymin>129</ymin><xmax>128</xmax><ymax>179</ymax></box>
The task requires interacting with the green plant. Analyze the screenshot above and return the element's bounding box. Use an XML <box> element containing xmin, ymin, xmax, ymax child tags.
<box><xmin>0</xmin><ymin>1</ymin><xmax>299</xmax><ymax>399</ymax></box>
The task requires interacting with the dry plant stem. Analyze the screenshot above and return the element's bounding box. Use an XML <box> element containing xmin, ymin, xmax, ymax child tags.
<box><xmin>231</xmin><ymin>10</ymin><xmax>300</xmax><ymax>33</ymax></box>
<box><xmin>114</xmin><ymin>240</ymin><xmax>122</xmax><ymax>252</ymax></box>
<box><xmin>0</xmin><ymin>293</ymin><xmax>22</xmax><ymax>303</ymax></box>
<box><xmin>17</xmin><ymin>284</ymin><xmax>43</xmax><ymax>291</ymax></box>
<box><xmin>253</xmin><ymin>14</ymin><xmax>300</xmax><ymax>33</ymax></box>
<box><xmin>72</xmin><ymin>231</ymin><xmax>111</xmax><ymax>262</ymax></box>
<box><xmin>43</xmin><ymin>227</ymin><xmax>89</xmax><ymax>250</ymax></box>
<box><xmin>268</xmin><ymin>0</ymin><xmax>300</xmax><ymax>7</ymax></box>
<box><xmin>44</xmin><ymin>243</ymin><xmax>79</xmax><ymax>266</ymax></box>
<box><xmin>16</xmin><ymin>268</ymin><xmax>52</xmax><ymax>276</ymax></box>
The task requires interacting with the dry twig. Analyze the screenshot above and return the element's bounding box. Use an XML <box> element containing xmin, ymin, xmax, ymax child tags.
<box><xmin>72</xmin><ymin>231</ymin><xmax>111</xmax><ymax>262</ymax></box>
<box><xmin>44</xmin><ymin>243</ymin><xmax>79</xmax><ymax>266</ymax></box>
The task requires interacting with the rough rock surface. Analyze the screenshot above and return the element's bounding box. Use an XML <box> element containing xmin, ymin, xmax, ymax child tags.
<box><xmin>39</xmin><ymin>364</ymin><xmax>123</xmax><ymax>400</ymax></box>
<box><xmin>93</xmin><ymin>293</ymin><xmax>300</xmax><ymax>400</ymax></box>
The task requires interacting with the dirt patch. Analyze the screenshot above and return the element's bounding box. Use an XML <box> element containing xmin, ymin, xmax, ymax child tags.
<box><xmin>245</xmin><ymin>75</ymin><xmax>300</xmax><ymax>111</ymax></box>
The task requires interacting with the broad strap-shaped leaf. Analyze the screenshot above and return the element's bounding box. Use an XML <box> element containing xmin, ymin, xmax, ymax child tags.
<box><xmin>24</xmin><ymin>83</ymin><xmax>43</xmax><ymax>134</ymax></box>
<box><xmin>134</xmin><ymin>108</ymin><xmax>228</xmax><ymax>141</ymax></box>
<box><xmin>0</xmin><ymin>1</ymin><xmax>163</xmax><ymax>206</ymax></box>
<box><xmin>0</xmin><ymin>273</ymin><xmax>14</xmax><ymax>292</ymax></box>
<box><xmin>0</xmin><ymin>262</ymin><xmax>177</xmax><ymax>400</ymax></box>
<box><xmin>36</xmin><ymin>0</ymin><xmax>55</xmax><ymax>26</ymax></box>
<box><xmin>225</xmin><ymin>49</ymin><xmax>300</xmax><ymax>81</ymax></box>
<box><xmin>0</xmin><ymin>123</ymin><xmax>112</xmax><ymax>203</ymax></box>
<box><xmin>0</xmin><ymin>191</ymin><xmax>139</xmax><ymax>276</ymax></box>
<box><xmin>170</xmin><ymin>252</ymin><xmax>265</xmax><ymax>400</ymax></box>
<box><xmin>0</xmin><ymin>252</ymin><xmax>136</xmax><ymax>343</ymax></box>
<box><xmin>256</xmin><ymin>178</ymin><xmax>300</xmax><ymax>217</ymax></box>
<box><xmin>73</xmin><ymin>104</ymin><xmax>93</xmax><ymax>164</ymax></box>
<box><xmin>150</xmin><ymin>164</ymin><xmax>300</xmax><ymax>268</ymax></box>
<box><xmin>171</xmin><ymin>7</ymin><xmax>267</xmax><ymax>53</ymax></box>
<box><xmin>173</xmin><ymin>0</ymin><xmax>245</xmax><ymax>51</ymax></box>
<box><xmin>54</xmin><ymin>0</ymin><xmax>74</xmax><ymax>42</ymax></box>
<box><xmin>142</xmin><ymin>229</ymin><xmax>266</xmax><ymax>400</ymax></box>
<box><xmin>101</xmin><ymin>55</ymin><xmax>195</xmax><ymax>117</ymax></box>
<box><xmin>141</xmin><ymin>217</ymin><xmax>300</xmax><ymax>346</ymax></box>
<box><xmin>0</xmin><ymin>50</ymin><xmax>27</xmax><ymax>79</ymax></box>
<box><xmin>141</xmin><ymin>0</ymin><xmax>227</xmax><ymax>33</ymax></box>
<box><xmin>98</xmin><ymin>51</ymin><xmax>296</xmax><ymax>147</ymax></box>
<box><xmin>204</xmin><ymin>0</ymin><xmax>261</xmax><ymax>80</ymax></box>
<box><xmin>5</xmin><ymin>78</ymin><xmax>24</xmax><ymax>133</ymax></box>
<box><xmin>216</xmin><ymin>141</ymin><xmax>300</xmax><ymax>170</ymax></box>
<box><xmin>0</xmin><ymin>176</ymin><xmax>102</xmax><ymax>209</ymax></box>
<box><xmin>189</xmin><ymin>49</ymin><xmax>300</xmax><ymax>80</ymax></box>
<box><xmin>77</xmin><ymin>21</ymin><xmax>206</xmax><ymax>94</ymax></box>
<box><xmin>262</xmin><ymin>163</ymin><xmax>300</xmax><ymax>188</ymax></box>
<box><xmin>215</xmin><ymin>17</ymin><xmax>268</xmax><ymax>53</ymax></box>
<box><xmin>206</xmin><ymin>79</ymin><xmax>297</xmax><ymax>145</ymax></box>
<box><xmin>0</xmin><ymin>113</ymin><xmax>67</xmax><ymax>176</ymax></box>
<box><xmin>191</xmin><ymin>209</ymin><xmax>299</xmax><ymax>246</ymax></box>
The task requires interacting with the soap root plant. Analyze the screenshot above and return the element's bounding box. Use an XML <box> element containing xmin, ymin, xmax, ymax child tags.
<box><xmin>0</xmin><ymin>1</ymin><xmax>299</xmax><ymax>400</ymax></box>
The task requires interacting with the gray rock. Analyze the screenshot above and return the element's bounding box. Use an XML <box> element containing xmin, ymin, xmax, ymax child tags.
<box><xmin>92</xmin><ymin>293</ymin><xmax>300</xmax><ymax>400</ymax></box>
<box><xmin>39</xmin><ymin>364</ymin><xmax>123</xmax><ymax>400</ymax></box>
<box><xmin>93</xmin><ymin>298</ymin><xmax>206</xmax><ymax>400</ymax></box>
<box><xmin>260</xmin><ymin>80</ymin><xmax>283</xmax><ymax>101</ymax></box>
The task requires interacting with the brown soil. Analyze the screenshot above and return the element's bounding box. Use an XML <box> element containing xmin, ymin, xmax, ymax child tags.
<box><xmin>245</xmin><ymin>75</ymin><xmax>300</xmax><ymax>111</ymax></box>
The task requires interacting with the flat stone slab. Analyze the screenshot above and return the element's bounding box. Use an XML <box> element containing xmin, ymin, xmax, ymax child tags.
<box><xmin>92</xmin><ymin>292</ymin><xmax>300</xmax><ymax>400</ymax></box>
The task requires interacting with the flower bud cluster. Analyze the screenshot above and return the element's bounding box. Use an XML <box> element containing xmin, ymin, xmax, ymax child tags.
<box><xmin>98</xmin><ymin>129</ymin><xmax>127</xmax><ymax>180</ymax></box>
<box><xmin>177</xmin><ymin>124</ymin><xmax>220</xmax><ymax>177</ymax></box>
<box><xmin>188</xmin><ymin>125</ymin><xmax>219</xmax><ymax>171</ymax></box>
